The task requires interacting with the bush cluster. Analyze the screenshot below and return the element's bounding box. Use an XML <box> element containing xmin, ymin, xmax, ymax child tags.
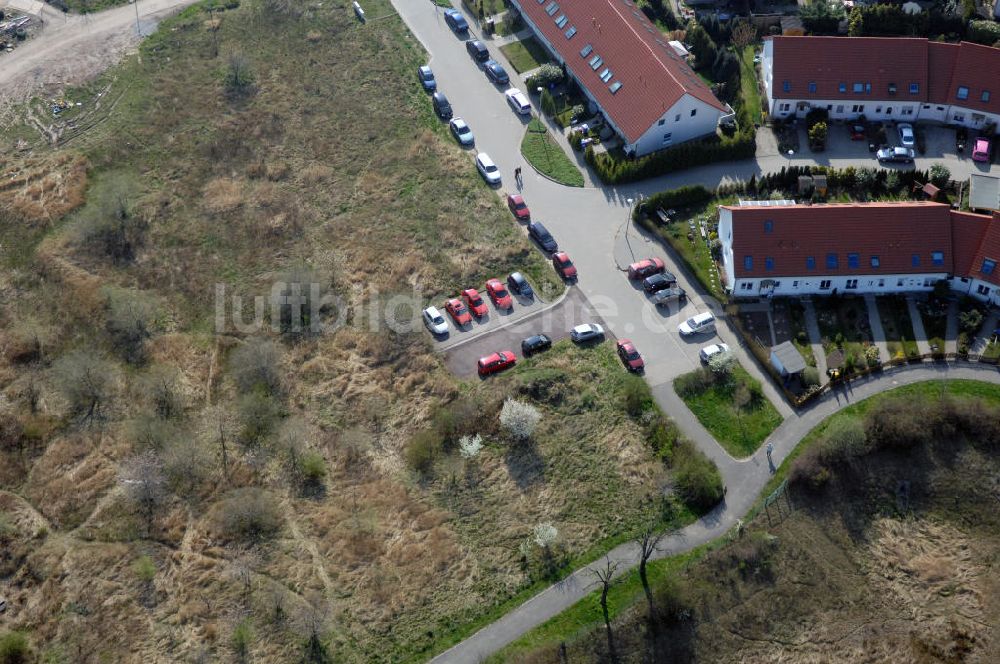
<box><xmin>672</xmin><ymin>441</ymin><xmax>724</xmax><ymax>512</ymax></box>
<box><xmin>635</xmin><ymin>185</ymin><xmax>714</xmax><ymax>220</ymax></box>
<box><xmin>586</xmin><ymin>131</ymin><xmax>755</xmax><ymax>184</ymax></box>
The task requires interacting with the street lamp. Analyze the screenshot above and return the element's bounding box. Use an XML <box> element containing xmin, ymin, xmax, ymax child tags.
<box><xmin>133</xmin><ymin>0</ymin><xmax>140</xmax><ymax>36</ymax></box>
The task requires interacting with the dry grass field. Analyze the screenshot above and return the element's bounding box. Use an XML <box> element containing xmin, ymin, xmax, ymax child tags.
<box><xmin>0</xmin><ymin>2</ymin><xmax>717</xmax><ymax>662</ymax></box>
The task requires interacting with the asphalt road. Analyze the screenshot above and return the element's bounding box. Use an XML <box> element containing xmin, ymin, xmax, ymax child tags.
<box><xmin>391</xmin><ymin>2</ymin><xmax>1000</xmax><ymax>662</ymax></box>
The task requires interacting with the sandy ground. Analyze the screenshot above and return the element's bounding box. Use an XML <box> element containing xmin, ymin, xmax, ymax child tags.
<box><xmin>0</xmin><ymin>0</ymin><xmax>201</xmax><ymax>113</ymax></box>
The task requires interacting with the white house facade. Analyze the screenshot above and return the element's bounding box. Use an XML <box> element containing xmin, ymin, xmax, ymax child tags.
<box><xmin>761</xmin><ymin>36</ymin><xmax>1000</xmax><ymax>130</ymax></box>
<box><xmin>510</xmin><ymin>0</ymin><xmax>730</xmax><ymax>157</ymax></box>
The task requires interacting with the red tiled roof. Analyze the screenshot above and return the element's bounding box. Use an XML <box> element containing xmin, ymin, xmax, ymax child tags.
<box><xmin>512</xmin><ymin>0</ymin><xmax>725</xmax><ymax>143</ymax></box>
<box><xmin>950</xmin><ymin>210</ymin><xmax>990</xmax><ymax>280</ymax></box>
<box><xmin>770</xmin><ymin>36</ymin><xmax>928</xmax><ymax>102</ymax></box>
<box><xmin>960</xmin><ymin>211</ymin><xmax>1000</xmax><ymax>287</ymax></box>
<box><xmin>770</xmin><ymin>37</ymin><xmax>1000</xmax><ymax>117</ymax></box>
<box><xmin>727</xmin><ymin>202</ymin><xmax>954</xmax><ymax>278</ymax></box>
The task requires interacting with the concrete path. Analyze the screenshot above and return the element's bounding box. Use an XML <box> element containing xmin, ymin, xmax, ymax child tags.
<box><xmin>970</xmin><ymin>308</ymin><xmax>1000</xmax><ymax>356</ymax></box>
<box><xmin>945</xmin><ymin>298</ymin><xmax>960</xmax><ymax>355</ymax></box>
<box><xmin>431</xmin><ymin>363</ymin><xmax>1000</xmax><ymax>663</ymax></box>
<box><xmin>801</xmin><ymin>299</ymin><xmax>828</xmax><ymax>384</ymax></box>
<box><xmin>907</xmin><ymin>297</ymin><xmax>933</xmax><ymax>355</ymax></box>
<box><xmin>864</xmin><ymin>294</ymin><xmax>890</xmax><ymax>362</ymax></box>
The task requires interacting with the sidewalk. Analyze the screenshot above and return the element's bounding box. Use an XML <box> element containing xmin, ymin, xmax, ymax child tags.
<box><xmin>970</xmin><ymin>308</ymin><xmax>1000</xmax><ymax>355</ymax></box>
<box><xmin>907</xmin><ymin>296</ymin><xmax>933</xmax><ymax>355</ymax></box>
<box><xmin>945</xmin><ymin>298</ymin><xmax>959</xmax><ymax>355</ymax></box>
<box><xmin>801</xmin><ymin>299</ymin><xmax>829</xmax><ymax>384</ymax></box>
<box><xmin>864</xmin><ymin>294</ymin><xmax>889</xmax><ymax>362</ymax></box>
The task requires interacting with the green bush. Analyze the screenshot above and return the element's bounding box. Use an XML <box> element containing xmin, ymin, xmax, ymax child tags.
<box><xmin>673</xmin><ymin>442</ymin><xmax>724</xmax><ymax>512</ymax></box>
<box><xmin>405</xmin><ymin>428</ymin><xmax>442</xmax><ymax>475</ymax></box>
<box><xmin>623</xmin><ymin>375</ymin><xmax>653</xmax><ymax>417</ymax></box>
<box><xmin>0</xmin><ymin>632</ymin><xmax>30</xmax><ymax>664</ymax></box>
<box><xmin>539</xmin><ymin>89</ymin><xmax>556</xmax><ymax>117</ymax></box>
<box><xmin>231</xmin><ymin>619</ymin><xmax>254</xmax><ymax>660</ymax></box>
<box><xmin>298</xmin><ymin>451</ymin><xmax>326</xmax><ymax>486</ymax></box>
<box><xmin>968</xmin><ymin>19</ymin><xmax>1000</xmax><ymax>45</ymax></box>
<box><xmin>636</xmin><ymin>185</ymin><xmax>714</xmax><ymax>220</ymax></box>
<box><xmin>674</xmin><ymin>367</ymin><xmax>716</xmax><ymax>398</ymax></box>
<box><xmin>802</xmin><ymin>366</ymin><xmax>820</xmax><ymax>388</ymax></box>
<box><xmin>587</xmin><ymin>131</ymin><xmax>756</xmax><ymax>184</ymax></box>
<box><xmin>929</xmin><ymin>163</ymin><xmax>951</xmax><ymax>187</ymax></box>
<box><xmin>216</xmin><ymin>488</ymin><xmax>283</xmax><ymax>542</ymax></box>
<box><xmin>525</xmin><ymin>63</ymin><xmax>563</xmax><ymax>90</ymax></box>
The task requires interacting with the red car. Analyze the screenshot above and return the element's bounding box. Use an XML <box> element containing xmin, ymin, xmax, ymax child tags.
<box><xmin>485</xmin><ymin>278</ymin><xmax>513</xmax><ymax>309</ymax></box>
<box><xmin>616</xmin><ymin>339</ymin><xmax>645</xmax><ymax>372</ymax></box>
<box><xmin>849</xmin><ymin>124</ymin><xmax>866</xmax><ymax>140</ymax></box>
<box><xmin>506</xmin><ymin>193</ymin><xmax>531</xmax><ymax>220</ymax></box>
<box><xmin>627</xmin><ymin>257</ymin><xmax>665</xmax><ymax>280</ymax></box>
<box><xmin>478</xmin><ymin>350</ymin><xmax>516</xmax><ymax>376</ymax></box>
<box><xmin>445</xmin><ymin>298</ymin><xmax>472</xmax><ymax>326</ymax></box>
<box><xmin>462</xmin><ymin>288</ymin><xmax>489</xmax><ymax>318</ymax></box>
<box><xmin>552</xmin><ymin>252</ymin><xmax>577</xmax><ymax>279</ymax></box>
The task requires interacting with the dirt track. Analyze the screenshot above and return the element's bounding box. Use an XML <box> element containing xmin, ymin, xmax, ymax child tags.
<box><xmin>0</xmin><ymin>0</ymin><xmax>200</xmax><ymax>110</ymax></box>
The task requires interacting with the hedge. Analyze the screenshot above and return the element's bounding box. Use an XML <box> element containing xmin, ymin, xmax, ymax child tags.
<box><xmin>635</xmin><ymin>185</ymin><xmax>714</xmax><ymax>220</ymax></box>
<box><xmin>585</xmin><ymin>130</ymin><xmax>756</xmax><ymax>184</ymax></box>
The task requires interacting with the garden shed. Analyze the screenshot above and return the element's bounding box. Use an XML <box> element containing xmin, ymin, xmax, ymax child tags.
<box><xmin>770</xmin><ymin>341</ymin><xmax>807</xmax><ymax>377</ymax></box>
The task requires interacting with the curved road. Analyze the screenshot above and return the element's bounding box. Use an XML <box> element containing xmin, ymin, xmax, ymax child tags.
<box><xmin>3</xmin><ymin>1</ymin><xmax>996</xmax><ymax>661</ymax></box>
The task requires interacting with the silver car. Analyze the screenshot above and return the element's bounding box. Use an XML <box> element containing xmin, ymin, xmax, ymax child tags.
<box><xmin>570</xmin><ymin>323</ymin><xmax>604</xmax><ymax>343</ymax></box>
<box><xmin>449</xmin><ymin>117</ymin><xmax>474</xmax><ymax>146</ymax></box>
<box><xmin>476</xmin><ymin>152</ymin><xmax>502</xmax><ymax>186</ymax></box>
<box><xmin>898</xmin><ymin>123</ymin><xmax>915</xmax><ymax>149</ymax></box>
<box><xmin>422</xmin><ymin>306</ymin><xmax>449</xmax><ymax>336</ymax></box>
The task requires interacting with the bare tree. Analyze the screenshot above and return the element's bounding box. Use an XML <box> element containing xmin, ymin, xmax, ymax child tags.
<box><xmin>731</xmin><ymin>20</ymin><xmax>758</xmax><ymax>55</ymax></box>
<box><xmin>143</xmin><ymin>366</ymin><xmax>183</xmax><ymax>419</ymax></box>
<box><xmin>54</xmin><ymin>350</ymin><xmax>115</xmax><ymax>424</ymax></box>
<box><xmin>298</xmin><ymin>597</ymin><xmax>334</xmax><ymax>664</ymax></box>
<box><xmin>119</xmin><ymin>451</ymin><xmax>167</xmax><ymax>535</ymax></box>
<box><xmin>230</xmin><ymin>338</ymin><xmax>282</xmax><ymax>396</ymax></box>
<box><xmin>636</xmin><ymin>527</ymin><xmax>668</xmax><ymax>627</ymax></box>
<box><xmin>593</xmin><ymin>556</ymin><xmax>620</xmax><ymax>662</ymax></box>
<box><xmin>104</xmin><ymin>287</ymin><xmax>157</xmax><ymax>365</ymax></box>
<box><xmin>225</xmin><ymin>52</ymin><xmax>255</xmax><ymax>94</ymax></box>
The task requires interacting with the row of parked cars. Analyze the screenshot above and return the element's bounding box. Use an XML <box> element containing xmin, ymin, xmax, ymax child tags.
<box><xmin>477</xmin><ymin>323</ymin><xmax>647</xmax><ymax>377</ymax></box>
<box><xmin>422</xmin><ymin>271</ymin><xmax>538</xmax><ymax>337</ymax></box>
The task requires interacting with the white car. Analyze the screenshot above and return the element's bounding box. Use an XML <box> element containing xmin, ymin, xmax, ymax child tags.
<box><xmin>699</xmin><ymin>342</ymin><xmax>730</xmax><ymax>363</ymax></box>
<box><xmin>422</xmin><ymin>306</ymin><xmax>449</xmax><ymax>336</ymax></box>
<box><xmin>679</xmin><ymin>311</ymin><xmax>716</xmax><ymax>336</ymax></box>
<box><xmin>570</xmin><ymin>323</ymin><xmax>605</xmax><ymax>343</ymax></box>
<box><xmin>898</xmin><ymin>123</ymin><xmax>915</xmax><ymax>149</ymax></box>
<box><xmin>449</xmin><ymin>117</ymin><xmax>474</xmax><ymax>146</ymax></box>
<box><xmin>504</xmin><ymin>88</ymin><xmax>531</xmax><ymax>115</ymax></box>
<box><xmin>476</xmin><ymin>152</ymin><xmax>502</xmax><ymax>186</ymax></box>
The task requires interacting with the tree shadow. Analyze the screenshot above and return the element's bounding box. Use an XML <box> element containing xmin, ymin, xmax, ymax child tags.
<box><xmin>504</xmin><ymin>438</ymin><xmax>546</xmax><ymax>490</ymax></box>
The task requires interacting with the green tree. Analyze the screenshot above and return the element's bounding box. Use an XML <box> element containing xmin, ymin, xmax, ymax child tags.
<box><xmin>0</xmin><ymin>632</ymin><xmax>30</xmax><ymax>664</ymax></box>
<box><xmin>800</xmin><ymin>0</ymin><xmax>846</xmax><ymax>35</ymax></box>
<box><xmin>847</xmin><ymin>6</ymin><xmax>864</xmax><ymax>36</ymax></box>
<box><xmin>930</xmin><ymin>163</ymin><xmax>951</xmax><ymax>187</ymax></box>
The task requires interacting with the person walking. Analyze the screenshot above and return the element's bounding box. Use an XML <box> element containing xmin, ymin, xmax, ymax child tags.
<box><xmin>766</xmin><ymin>442</ymin><xmax>774</xmax><ymax>462</ymax></box>
<box><xmin>514</xmin><ymin>166</ymin><xmax>522</xmax><ymax>184</ymax></box>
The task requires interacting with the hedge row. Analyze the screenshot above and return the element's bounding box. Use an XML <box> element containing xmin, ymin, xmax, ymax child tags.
<box><xmin>585</xmin><ymin>130</ymin><xmax>756</xmax><ymax>185</ymax></box>
<box><xmin>635</xmin><ymin>185</ymin><xmax>714</xmax><ymax>220</ymax></box>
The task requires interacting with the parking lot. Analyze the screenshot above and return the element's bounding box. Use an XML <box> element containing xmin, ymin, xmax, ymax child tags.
<box><xmin>442</xmin><ymin>287</ymin><xmax>607</xmax><ymax>378</ymax></box>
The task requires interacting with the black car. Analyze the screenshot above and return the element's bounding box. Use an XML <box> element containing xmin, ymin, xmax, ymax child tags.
<box><xmin>466</xmin><ymin>39</ymin><xmax>489</xmax><ymax>64</ymax></box>
<box><xmin>444</xmin><ymin>9</ymin><xmax>469</xmax><ymax>34</ymax></box>
<box><xmin>642</xmin><ymin>272</ymin><xmax>677</xmax><ymax>293</ymax></box>
<box><xmin>528</xmin><ymin>221</ymin><xmax>558</xmax><ymax>253</ymax></box>
<box><xmin>432</xmin><ymin>92</ymin><xmax>452</xmax><ymax>120</ymax></box>
<box><xmin>521</xmin><ymin>334</ymin><xmax>552</xmax><ymax>357</ymax></box>
<box><xmin>650</xmin><ymin>287</ymin><xmax>687</xmax><ymax>305</ymax></box>
<box><xmin>507</xmin><ymin>272</ymin><xmax>535</xmax><ymax>299</ymax></box>
<box><xmin>484</xmin><ymin>59</ymin><xmax>510</xmax><ymax>86</ymax></box>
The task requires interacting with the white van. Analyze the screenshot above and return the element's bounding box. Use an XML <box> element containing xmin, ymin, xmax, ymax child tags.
<box><xmin>678</xmin><ymin>312</ymin><xmax>716</xmax><ymax>336</ymax></box>
<box><xmin>504</xmin><ymin>88</ymin><xmax>532</xmax><ymax>116</ymax></box>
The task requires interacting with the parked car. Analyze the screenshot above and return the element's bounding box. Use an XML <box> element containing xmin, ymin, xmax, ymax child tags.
<box><xmin>570</xmin><ymin>323</ymin><xmax>604</xmax><ymax>343</ymax></box>
<box><xmin>642</xmin><ymin>272</ymin><xmax>676</xmax><ymax>293</ymax></box>
<box><xmin>476</xmin><ymin>152</ymin><xmax>502</xmax><ymax>186</ymax></box>
<box><xmin>876</xmin><ymin>146</ymin><xmax>914</xmax><ymax>164</ymax></box>
<box><xmin>850</xmin><ymin>124</ymin><xmax>866</xmax><ymax>140</ymax></box>
<box><xmin>507</xmin><ymin>193</ymin><xmax>530</xmax><ymax>220</ymax></box>
<box><xmin>507</xmin><ymin>272</ymin><xmax>534</xmax><ymax>299</ymax></box>
<box><xmin>443</xmin><ymin>9</ymin><xmax>469</xmax><ymax>34</ymax></box>
<box><xmin>484</xmin><ymin>59</ymin><xmax>510</xmax><ymax>85</ymax></box>
<box><xmin>449</xmin><ymin>117</ymin><xmax>474</xmax><ymax>146</ymax></box>
<box><xmin>898</xmin><ymin>123</ymin><xmax>915</xmax><ymax>149</ymax></box>
<box><xmin>462</xmin><ymin>288</ymin><xmax>489</xmax><ymax>318</ymax></box>
<box><xmin>504</xmin><ymin>88</ymin><xmax>531</xmax><ymax>115</ymax></box>
<box><xmin>417</xmin><ymin>65</ymin><xmax>436</xmax><ymax>92</ymax></box>
<box><xmin>445</xmin><ymin>298</ymin><xmax>472</xmax><ymax>326</ymax></box>
<box><xmin>679</xmin><ymin>312</ymin><xmax>716</xmax><ymax>336</ymax></box>
<box><xmin>552</xmin><ymin>252</ymin><xmax>577</xmax><ymax>279</ymax></box>
<box><xmin>422</xmin><ymin>306</ymin><xmax>448</xmax><ymax>335</ymax></box>
<box><xmin>616</xmin><ymin>339</ymin><xmax>645</xmax><ymax>372</ymax></box>
<box><xmin>485</xmin><ymin>278</ymin><xmax>513</xmax><ymax>309</ymax></box>
<box><xmin>521</xmin><ymin>334</ymin><xmax>552</xmax><ymax>356</ymax></box>
<box><xmin>627</xmin><ymin>257</ymin><xmax>665</xmax><ymax>280</ymax></box>
<box><xmin>957</xmin><ymin>126</ymin><xmax>968</xmax><ymax>153</ymax></box>
<box><xmin>699</xmin><ymin>342</ymin><xmax>730</xmax><ymax>363</ymax></box>
<box><xmin>650</xmin><ymin>287</ymin><xmax>687</xmax><ymax>305</ymax></box>
<box><xmin>477</xmin><ymin>350</ymin><xmax>516</xmax><ymax>377</ymax></box>
<box><xmin>432</xmin><ymin>91</ymin><xmax>452</xmax><ymax>120</ymax></box>
<box><xmin>465</xmin><ymin>39</ymin><xmax>489</xmax><ymax>64</ymax></box>
<box><xmin>528</xmin><ymin>221</ymin><xmax>558</xmax><ymax>252</ymax></box>
<box><xmin>973</xmin><ymin>137</ymin><xmax>991</xmax><ymax>162</ymax></box>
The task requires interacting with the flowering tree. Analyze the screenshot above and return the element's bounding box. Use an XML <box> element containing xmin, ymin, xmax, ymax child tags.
<box><xmin>532</xmin><ymin>522</ymin><xmax>558</xmax><ymax>548</ymax></box>
<box><xmin>459</xmin><ymin>434</ymin><xmax>483</xmax><ymax>459</ymax></box>
<box><xmin>499</xmin><ymin>399</ymin><xmax>541</xmax><ymax>441</ymax></box>
<box><xmin>708</xmin><ymin>350</ymin><xmax>735</xmax><ymax>375</ymax></box>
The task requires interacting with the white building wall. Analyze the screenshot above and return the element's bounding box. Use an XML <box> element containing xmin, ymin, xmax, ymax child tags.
<box><xmin>950</xmin><ymin>276</ymin><xmax>1000</xmax><ymax>305</ymax></box>
<box><xmin>727</xmin><ymin>272</ymin><xmax>949</xmax><ymax>297</ymax></box>
<box><xmin>761</xmin><ymin>40</ymin><xmax>775</xmax><ymax>115</ymax></box>
<box><xmin>718</xmin><ymin>207</ymin><xmax>736</xmax><ymax>290</ymax></box>
<box><xmin>770</xmin><ymin>98</ymin><xmax>920</xmax><ymax>122</ymax></box>
<box><xmin>629</xmin><ymin>94</ymin><xmax>723</xmax><ymax>156</ymax></box>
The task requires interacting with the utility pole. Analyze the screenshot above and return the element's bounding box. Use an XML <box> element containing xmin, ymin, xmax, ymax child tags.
<box><xmin>133</xmin><ymin>0</ymin><xmax>140</xmax><ymax>36</ymax></box>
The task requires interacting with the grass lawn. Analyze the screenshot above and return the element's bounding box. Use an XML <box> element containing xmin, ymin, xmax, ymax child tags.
<box><xmin>65</xmin><ymin>0</ymin><xmax>130</xmax><ymax>11</ymax></box>
<box><xmin>493</xmin><ymin>379</ymin><xmax>1000</xmax><ymax>662</ymax></box>
<box><xmin>738</xmin><ymin>45</ymin><xmax>762</xmax><ymax>126</ymax></box>
<box><xmin>500</xmin><ymin>36</ymin><xmax>552</xmax><ymax>73</ymax></box>
<box><xmin>876</xmin><ymin>295</ymin><xmax>919</xmax><ymax>360</ymax></box>
<box><xmin>983</xmin><ymin>339</ymin><xmax>1000</xmax><ymax>360</ymax></box>
<box><xmin>649</xmin><ymin>198</ymin><xmax>732</xmax><ymax>300</ymax></box>
<box><xmin>674</xmin><ymin>365</ymin><xmax>784</xmax><ymax>458</ymax></box>
<box><xmin>521</xmin><ymin>118</ymin><xmax>584</xmax><ymax>187</ymax></box>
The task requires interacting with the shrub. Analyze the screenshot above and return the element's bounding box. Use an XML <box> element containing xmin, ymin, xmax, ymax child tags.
<box><xmin>225</xmin><ymin>53</ymin><xmax>255</xmax><ymax>93</ymax></box>
<box><xmin>458</xmin><ymin>433</ymin><xmax>484</xmax><ymax>459</ymax></box>
<box><xmin>968</xmin><ymin>19</ymin><xmax>1000</xmax><ymax>45</ymax></box>
<box><xmin>645</xmin><ymin>413</ymin><xmax>678</xmax><ymax>463</ymax></box>
<box><xmin>818</xmin><ymin>416</ymin><xmax>869</xmax><ymax>464</ymax></box>
<box><xmin>623</xmin><ymin>376</ymin><xmax>653</xmax><ymax>417</ymax></box>
<box><xmin>802</xmin><ymin>366</ymin><xmax>820</xmax><ymax>388</ymax></box>
<box><xmin>0</xmin><ymin>632</ymin><xmax>30</xmax><ymax>664</ymax></box>
<box><xmin>929</xmin><ymin>163</ymin><xmax>951</xmax><ymax>187</ymax></box>
<box><xmin>587</xmin><ymin>132</ymin><xmax>756</xmax><ymax>184</ymax></box>
<box><xmin>959</xmin><ymin>308</ymin><xmax>984</xmax><ymax>336</ymax></box>
<box><xmin>789</xmin><ymin>447</ymin><xmax>832</xmax><ymax>490</ymax></box>
<box><xmin>808</xmin><ymin>121</ymin><xmax>828</xmax><ymax>149</ymax></box>
<box><xmin>54</xmin><ymin>350</ymin><xmax>115</xmax><ymax>422</ymax></box>
<box><xmin>231</xmin><ymin>618</ymin><xmax>253</xmax><ymax>660</ymax></box>
<box><xmin>230</xmin><ymin>338</ymin><xmax>283</xmax><ymax>396</ymax></box>
<box><xmin>237</xmin><ymin>392</ymin><xmax>283</xmax><ymax>447</ymax></box>
<box><xmin>405</xmin><ymin>428</ymin><xmax>442</xmax><ymax>475</ymax></box>
<box><xmin>864</xmin><ymin>398</ymin><xmax>933</xmax><ymax>449</ymax></box>
<box><xmin>75</xmin><ymin>174</ymin><xmax>147</xmax><ymax>264</ymax></box>
<box><xmin>297</xmin><ymin>451</ymin><xmax>326</xmax><ymax>488</ymax></box>
<box><xmin>636</xmin><ymin>185</ymin><xmax>713</xmax><ymax>220</ymax></box>
<box><xmin>674</xmin><ymin>368</ymin><xmax>715</xmax><ymax>398</ymax></box>
<box><xmin>216</xmin><ymin>488</ymin><xmax>283</xmax><ymax>542</ymax></box>
<box><xmin>499</xmin><ymin>399</ymin><xmax>541</xmax><ymax>441</ymax></box>
<box><xmin>133</xmin><ymin>555</ymin><xmax>157</xmax><ymax>583</ymax></box>
<box><xmin>673</xmin><ymin>442</ymin><xmax>724</xmax><ymax>512</ymax></box>
<box><xmin>104</xmin><ymin>287</ymin><xmax>157</xmax><ymax>365</ymax></box>
<box><xmin>539</xmin><ymin>89</ymin><xmax>556</xmax><ymax>117</ymax></box>
<box><xmin>525</xmin><ymin>63</ymin><xmax>563</xmax><ymax>89</ymax></box>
